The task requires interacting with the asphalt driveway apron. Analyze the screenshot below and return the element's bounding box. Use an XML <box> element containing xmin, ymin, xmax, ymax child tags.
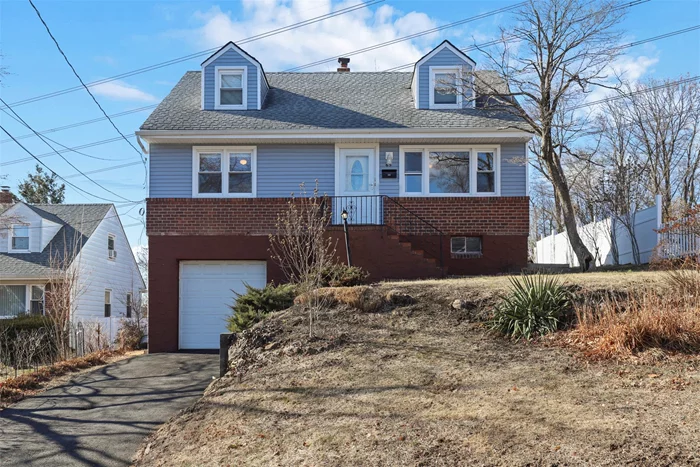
<box><xmin>0</xmin><ymin>352</ymin><xmax>217</xmax><ymax>466</ymax></box>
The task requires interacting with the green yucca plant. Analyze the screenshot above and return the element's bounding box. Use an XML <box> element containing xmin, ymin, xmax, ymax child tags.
<box><xmin>491</xmin><ymin>274</ymin><xmax>572</xmax><ymax>340</ymax></box>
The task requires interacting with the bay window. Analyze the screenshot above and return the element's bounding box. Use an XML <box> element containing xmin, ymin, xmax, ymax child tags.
<box><xmin>193</xmin><ymin>147</ymin><xmax>256</xmax><ymax>197</ymax></box>
<box><xmin>400</xmin><ymin>146</ymin><xmax>499</xmax><ymax>196</ymax></box>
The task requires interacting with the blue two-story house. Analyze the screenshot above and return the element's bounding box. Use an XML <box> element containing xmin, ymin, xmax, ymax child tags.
<box><xmin>137</xmin><ymin>40</ymin><xmax>532</xmax><ymax>351</ymax></box>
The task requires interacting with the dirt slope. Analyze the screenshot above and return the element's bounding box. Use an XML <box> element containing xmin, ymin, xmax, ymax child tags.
<box><xmin>134</xmin><ymin>273</ymin><xmax>699</xmax><ymax>466</ymax></box>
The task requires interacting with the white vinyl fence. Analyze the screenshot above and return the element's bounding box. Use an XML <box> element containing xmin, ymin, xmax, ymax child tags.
<box><xmin>535</xmin><ymin>195</ymin><xmax>663</xmax><ymax>267</ymax></box>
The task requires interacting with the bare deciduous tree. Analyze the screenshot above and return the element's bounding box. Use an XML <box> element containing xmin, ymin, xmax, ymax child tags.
<box><xmin>46</xmin><ymin>231</ymin><xmax>86</xmax><ymax>359</ymax></box>
<box><xmin>467</xmin><ymin>0</ymin><xmax>627</xmax><ymax>269</ymax></box>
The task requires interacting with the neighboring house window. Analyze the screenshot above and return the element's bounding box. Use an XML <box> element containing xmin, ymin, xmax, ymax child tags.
<box><xmin>0</xmin><ymin>285</ymin><xmax>26</xmax><ymax>318</ymax></box>
<box><xmin>429</xmin><ymin>67</ymin><xmax>462</xmax><ymax>109</ymax></box>
<box><xmin>399</xmin><ymin>146</ymin><xmax>499</xmax><ymax>196</ymax></box>
<box><xmin>193</xmin><ymin>147</ymin><xmax>256</xmax><ymax>197</ymax></box>
<box><xmin>451</xmin><ymin>237</ymin><xmax>482</xmax><ymax>257</ymax></box>
<box><xmin>104</xmin><ymin>289</ymin><xmax>112</xmax><ymax>318</ymax></box>
<box><xmin>126</xmin><ymin>292</ymin><xmax>133</xmax><ymax>318</ymax></box>
<box><xmin>30</xmin><ymin>285</ymin><xmax>45</xmax><ymax>315</ymax></box>
<box><xmin>108</xmin><ymin>235</ymin><xmax>117</xmax><ymax>259</ymax></box>
<box><xmin>10</xmin><ymin>224</ymin><xmax>30</xmax><ymax>251</ymax></box>
<box><xmin>215</xmin><ymin>67</ymin><xmax>247</xmax><ymax>110</ymax></box>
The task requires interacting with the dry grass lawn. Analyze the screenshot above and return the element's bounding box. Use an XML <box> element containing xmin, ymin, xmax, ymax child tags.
<box><xmin>134</xmin><ymin>271</ymin><xmax>699</xmax><ymax>466</ymax></box>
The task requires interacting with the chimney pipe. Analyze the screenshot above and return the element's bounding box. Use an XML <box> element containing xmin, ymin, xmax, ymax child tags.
<box><xmin>337</xmin><ymin>57</ymin><xmax>350</xmax><ymax>72</ymax></box>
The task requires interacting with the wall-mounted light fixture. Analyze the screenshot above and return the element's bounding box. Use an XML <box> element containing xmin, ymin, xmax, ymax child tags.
<box><xmin>385</xmin><ymin>151</ymin><xmax>394</xmax><ymax>167</ymax></box>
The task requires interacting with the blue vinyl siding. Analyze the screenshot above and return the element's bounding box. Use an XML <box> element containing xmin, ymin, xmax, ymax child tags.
<box><xmin>148</xmin><ymin>142</ymin><xmax>527</xmax><ymax>198</ymax></box>
<box><xmin>500</xmin><ymin>143</ymin><xmax>527</xmax><ymax>196</ymax></box>
<box><xmin>203</xmin><ymin>49</ymin><xmax>259</xmax><ymax>110</ymax></box>
<box><xmin>260</xmin><ymin>74</ymin><xmax>269</xmax><ymax>107</ymax></box>
<box><xmin>379</xmin><ymin>143</ymin><xmax>399</xmax><ymax>196</ymax></box>
<box><xmin>149</xmin><ymin>144</ymin><xmax>192</xmax><ymax>198</ymax></box>
<box><xmin>257</xmin><ymin>145</ymin><xmax>334</xmax><ymax>196</ymax></box>
<box><xmin>417</xmin><ymin>48</ymin><xmax>473</xmax><ymax>109</ymax></box>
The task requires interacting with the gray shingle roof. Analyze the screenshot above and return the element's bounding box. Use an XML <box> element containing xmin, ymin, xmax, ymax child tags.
<box><xmin>140</xmin><ymin>71</ymin><xmax>525</xmax><ymax>131</ymax></box>
<box><xmin>0</xmin><ymin>204</ymin><xmax>111</xmax><ymax>279</ymax></box>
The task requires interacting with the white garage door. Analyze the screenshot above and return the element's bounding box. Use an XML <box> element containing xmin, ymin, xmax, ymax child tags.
<box><xmin>179</xmin><ymin>260</ymin><xmax>266</xmax><ymax>349</ymax></box>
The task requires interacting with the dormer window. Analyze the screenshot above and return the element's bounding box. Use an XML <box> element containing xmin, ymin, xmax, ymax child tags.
<box><xmin>429</xmin><ymin>67</ymin><xmax>462</xmax><ymax>109</ymax></box>
<box><xmin>215</xmin><ymin>67</ymin><xmax>247</xmax><ymax>110</ymax></box>
<box><xmin>10</xmin><ymin>224</ymin><xmax>30</xmax><ymax>252</ymax></box>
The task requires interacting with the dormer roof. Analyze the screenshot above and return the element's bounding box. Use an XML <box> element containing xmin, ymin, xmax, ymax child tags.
<box><xmin>410</xmin><ymin>39</ymin><xmax>477</xmax><ymax>85</ymax></box>
<box><xmin>200</xmin><ymin>41</ymin><xmax>271</xmax><ymax>89</ymax></box>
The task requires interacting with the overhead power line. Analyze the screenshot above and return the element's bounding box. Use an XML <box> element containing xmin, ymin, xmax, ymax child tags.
<box><xmin>283</xmin><ymin>2</ymin><xmax>527</xmax><ymax>72</ymax></box>
<box><xmin>62</xmin><ymin>161</ymin><xmax>144</xmax><ymax>179</ymax></box>
<box><xmin>0</xmin><ymin>124</ymin><xmax>140</xmax><ymax>204</ymax></box>
<box><xmin>28</xmin><ymin>0</ymin><xmax>147</xmax><ymax>175</ymax></box>
<box><xmin>575</xmin><ymin>75</ymin><xmax>700</xmax><ymax>110</ymax></box>
<box><xmin>1</xmin><ymin>134</ymin><xmax>136</xmax><ymax>167</ymax></box>
<box><xmin>3</xmin><ymin>0</ymin><xmax>384</xmax><ymax>110</ymax></box>
<box><xmin>0</xmin><ymin>98</ymin><xmax>138</xmax><ymax>203</ymax></box>
<box><xmin>0</xmin><ymin>104</ymin><xmax>157</xmax><ymax>144</ymax></box>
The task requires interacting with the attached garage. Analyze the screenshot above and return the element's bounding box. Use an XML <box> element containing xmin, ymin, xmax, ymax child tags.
<box><xmin>179</xmin><ymin>260</ymin><xmax>266</xmax><ymax>349</ymax></box>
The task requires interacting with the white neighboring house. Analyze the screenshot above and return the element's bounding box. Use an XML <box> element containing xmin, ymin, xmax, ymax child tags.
<box><xmin>0</xmin><ymin>197</ymin><xmax>145</xmax><ymax>344</ymax></box>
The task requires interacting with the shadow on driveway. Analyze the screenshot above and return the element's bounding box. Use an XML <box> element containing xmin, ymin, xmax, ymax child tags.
<box><xmin>0</xmin><ymin>352</ymin><xmax>217</xmax><ymax>466</ymax></box>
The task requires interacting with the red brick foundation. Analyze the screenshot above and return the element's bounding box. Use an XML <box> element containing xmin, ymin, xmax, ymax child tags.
<box><xmin>147</xmin><ymin>197</ymin><xmax>529</xmax><ymax>352</ymax></box>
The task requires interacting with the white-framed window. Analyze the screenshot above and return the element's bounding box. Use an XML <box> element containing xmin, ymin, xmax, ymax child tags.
<box><xmin>104</xmin><ymin>289</ymin><xmax>112</xmax><ymax>318</ymax></box>
<box><xmin>399</xmin><ymin>146</ymin><xmax>500</xmax><ymax>196</ymax></box>
<box><xmin>451</xmin><ymin>237</ymin><xmax>482</xmax><ymax>257</ymax></box>
<box><xmin>429</xmin><ymin>66</ymin><xmax>462</xmax><ymax>109</ymax></box>
<box><xmin>192</xmin><ymin>146</ymin><xmax>256</xmax><ymax>197</ymax></box>
<box><xmin>126</xmin><ymin>292</ymin><xmax>133</xmax><ymax>318</ymax></box>
<box><xmin>0</xmin><ymin>285</ymin><xmax>27</xmax><ymax>318</ymax></box>
<box><xmin>10</xmin><ymin>224</ymin><xmax>30</xmax><ymax>252</ymax></box>
<box><xmin>214</xmin><ymin>66</ymin><xmax>247</xmax><ymax>110</ymax></box>
<box><xmin>30</xmin><ymin>285</ymin><xmax>45</xmax><ymax>315</ymax></box>
<box><xmin>107</xmin><ymin>234</ymin><xmax>117</xmax><ymax>260</ymax></box>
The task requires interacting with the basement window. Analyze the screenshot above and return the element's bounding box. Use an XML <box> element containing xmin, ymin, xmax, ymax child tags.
<box><xmin>451</xmin><ymin>237</ymin><xmax>482</xmax><ymax>258</ymax></box>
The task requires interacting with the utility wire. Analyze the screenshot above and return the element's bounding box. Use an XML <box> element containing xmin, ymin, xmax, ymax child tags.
<box><xmin>0</xmin><ymin>98</ymin><xmax>139</xmax><ymax>203</ymax></box>
<box><xmin>27</xmin><ymin>0</ymin><xmax>147</xmax><ymax>175</ymax></box>
<box><xmin>1</xmin><ymin>134</ymin><xmax>136</xmax><ymax>166</ymax></box>
<box><xmin>0</xmin><ymin>107</ymin><xmax>134</xmax><ymax>162</ymax></box>
<box><xmin>283</xmin><ymin>2</ymin><xmax>527</xmax><ymax>72</ymax></box>
<box><xmin>2</xmin><ymin>1</ymin><xmax>665</xmax><ymax>147</ymax></box>
<box><xmin>62</xmin><ymin>161</ymin><xmax>144</xmax><ymax>179</ymax></box>
<box><xmin>3</xmin><ymin>0</ymin><xmax>384</xmax><ymax>110</ymax></box>
<box><xmin>574</xmin><ymin>75</ymin><xmax>700</xmax><ymax>110</ymax></box>
<box><xmin>0</xmin><ymin>124</ymin><xmax>140</xmax><ymax>204</ymax></box>
<box><xmin>0</xmin><ymin>104</ymin><xmax>156</xmax><ymax>144</ymax></box>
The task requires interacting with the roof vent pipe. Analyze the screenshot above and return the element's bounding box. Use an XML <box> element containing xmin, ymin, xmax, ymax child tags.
<box><xmin>337</xmin><ymin>57</ymin><xmax>350</xmax><ymax>72</ymax></box>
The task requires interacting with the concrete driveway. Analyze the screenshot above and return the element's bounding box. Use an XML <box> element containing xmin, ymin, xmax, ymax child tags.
<box><xmin>0</xmin><ymin>352</ymin><xmax>218</xmax><ymax>466</ymax></box>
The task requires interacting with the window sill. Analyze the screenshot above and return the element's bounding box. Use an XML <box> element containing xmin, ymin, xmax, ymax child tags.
<box><xmin>451</xmin><ymin>252</ymin><xmax>483</xmax><ymax>259</ymax></box>
<box><xmin>399</xmin><ymin>193</ymin><xmax>500</xmax><ymax>198</ymax></box>
<box><xmin>428</xmin><ymin>104</ymin><xmax>461</xmax><ymax>110</ymax></box>
<box><xmin>214</xmin><ymin>105</ymin><xmax>247</xmax><ymax>111</ymax></box>
<box><xmin>193</xmin><ymin>193</ymin><xmax>256</xmax><ymax>198</ymax></box>
<box><xmin>9</xmin><ymin>249</ymin><xmax>31</xmax><ymax>254</ymax></box>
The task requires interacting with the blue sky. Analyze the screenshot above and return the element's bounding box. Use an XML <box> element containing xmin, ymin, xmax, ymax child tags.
<box><xmin>1</xmin><ymin>0</ymin><xmax>699</xmax><ymax>250</ymax></box>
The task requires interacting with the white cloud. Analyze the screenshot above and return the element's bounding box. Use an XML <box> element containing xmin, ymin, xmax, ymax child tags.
<box><xmin>176</xmin><ymin>1</ymin><xmax>446</xmax><ymax>72</ymax></box>
<box><xmin>91</xmin><ymin>80</ymin><xmax>159</xmax><ymax>103</ymax></box>
<box><xmin>584</xmin><ymin>53</ymin><xmax>659</xmax><ymax>111</ymax></box>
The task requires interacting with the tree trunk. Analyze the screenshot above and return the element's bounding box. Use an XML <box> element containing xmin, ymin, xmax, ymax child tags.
<box><xmin>542</xmin><ymin>137</ymin><xmax>594</xmax><ymax>270</ymax></box>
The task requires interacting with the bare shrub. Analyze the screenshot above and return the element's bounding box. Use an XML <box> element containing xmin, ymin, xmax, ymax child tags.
<box><xmin>295</xmin><ymin>287</ymin><xmax>386</xmax><ymax>314</ymax></box>
<box><xmin>269</xmin><ymin>182</ymin><xmax>337</xmax><ymax>336</ymax></box>
<box><xmin>568</xmin><ymin>291</ymin><xmax>700</xmax><ymax>360</ymax></box>
<box><xmin>116</xmin><ymin>319</ymin><xmax>145</xmax><ymax>351</ymax></box>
